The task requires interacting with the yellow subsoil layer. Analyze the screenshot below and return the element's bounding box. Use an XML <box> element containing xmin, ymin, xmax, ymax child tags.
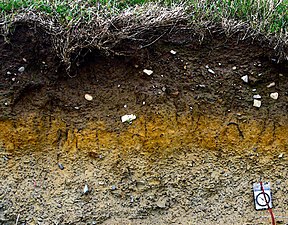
<box><xmin>0</xmin><ymin>112</ymin><xmax>287</xmax><ymax>154</ymax></box>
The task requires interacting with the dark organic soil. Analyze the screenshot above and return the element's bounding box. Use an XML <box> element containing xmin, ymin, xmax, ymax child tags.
<box><xmin>0</xmin><ymin>25</ymin><xmax>288</xmax><ymax>225</ymax></box>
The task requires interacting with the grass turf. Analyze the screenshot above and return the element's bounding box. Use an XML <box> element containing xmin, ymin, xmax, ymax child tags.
<box><xmin>0</xmin><ymin>0</ymin><xmax>287</xmax><ymax>36</ymax></box>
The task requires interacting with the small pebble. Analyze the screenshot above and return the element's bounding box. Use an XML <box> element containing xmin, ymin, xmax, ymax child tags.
<box><xmin>208</xmin><ymin>68</ymin><xmax>215</xmax><ymax>74</ymax></box>
<box><xmin>253</xmin><ymin>99</ymin><xmax>261</xmax><ymax>108</ymax></box>
<box><xmin>143</xmin><ymin>69</ymin><xmax>153</xmax><ymax>76</ymax></box>
<box><xmin>74</xmin><ymin>106</ymin><xmax>80</xmax><ymax>110</ymax></box>
<box><xmin>18</xmin><ymin>67</ymin><xmax>25</xmax><ymax>72</ymax></box>
<box><xmin>232</xmin><ymin>66</ymin><xmax>237</xmax><ymax>70</ymax></box>
<box><xmin>170</xmin><ymin>50</ymin><xmax>176</xmax><ymax>55</ymax></box>
<box><xmin>23</xmin><ymin>58</ymin><xmax>27</xmax><ymax>62</ymax></box>
<box><xmin>270</xmin><ymin>92</ymin><xmax>278</xmax><ymax>100</ymax></box>
<box><xmin>124</xmin><ymin>104</ymin><xmax>127</xmax><ymax>108</ymax></box>
<box><xmin>130</xmin><ymin>196</ymin><xmax>134</xmax><ymax>203</ymax></box>
<box><xmin>58</xmin><ymin>163</ymin><xmax>64</xmax><ymax>170</ymax></box>
<box><xmin>252</xmin><ymin>89</ymin><xmax>257</xmax><ymax>92</ymax></box>
<box><xmin>6</xmin><ymin>71</ymin><xmax>11</xmax><ymax>75</ymax></box>
<box><xmin>12</xmin><ymin>78</ymin><xmax>16</xmax><ymax>81</ymax></box>
<box><xmin>111</xmin><ymin>185</ymin><xmax>116</xmax><ymax>190</ymax></box>
<box><xmin>84</xmin><ymin>94</ymin><xmax>93</xmax><ymax>101</ymax></box>
<box><xmin>253</xmin><ymin>94</ymin><xmax>261</xmax><ymax>99</ymax></box>
<box><xmin>142</xmin><ymin>101</ymin><xmax>146</xmax><ymax>105</ymax></box>
<box><xmin>83</xmin><ymin>184</ymin><xmax>89</xmax><ymax>194</ymax></box>
<box><xmin>267</xmin><ymin>82</ymin><xmax>275</xmax><ymax>88</ymax></box>
<box><xmin>4</xmin><ymin>102</ymin><xmax>8</xmax><ymax>106</ymax></box>
<box><xmin>278</xmin><ymin>153</ymin><xmax>284</xmax><ymax>158</ymax></box>
<box><xmin>241</xmin><ymin>75</ymin><xmax>249</xmax><ymax>83</ymax></box>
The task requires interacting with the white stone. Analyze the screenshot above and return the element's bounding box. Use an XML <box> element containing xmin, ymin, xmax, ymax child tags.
<box><xmin>124</xmin><ymin>105</ymin><xmax>127</xmax><ymax>108</ymax></box>
<box><xmin>253</xmin><ymin>94</ymin><xmax>261</xmax><ymax>99</ymax></box>
<box><xmin>84</xmin><ymin>94</ymin><xmax>93</xmax><ymax>101</ymax></box>
<box><xmin>18</xmin><ymin>67</ymin><xmax>25</xmax><ymax>72</ymax></box>
<box><xmin>267</xmin><ymin>82</ymin><xmax>275</xmax><ymax>88</ymax></box>
<box><xmin>4</xmin><ymin>102</ymin><xmax>8</xmax><ymax>106</ymax></box>
<box><xmin>270</xmin><ymin>92</ymin><xmax>278</xmax><ymax>100</ymax></box>
<box><xmin>12</xmin><ymin>78</ymin><xmax>16</xmax><ymax>81</ymax></box>
<box><xmin>74</xmin><ymin>106</ymin><xmax>80</xmax><ymax>110</ymax></box>
<box><xmin>241</xmin><ymin>75</ymin><xmax>249</xmax><ymax>83</ymax></box>
<box><xmin>170</xmin><ymin>50</ymin><xmax>176</xmax><ymax>55</ymax></box>
<box><xmin>253</xmin><ymin>99</ymin><xmax>261</xmax><ymax>108</ymax></box>
<box><xmin>278</xmin><ymin>153</ymin><xmax>284</xmax><ymax>158</ymax></box>
<box><xmin>143</xmin><ymin>69</ymin><xmax>153</xmax><ymax>76</ymax></box>
<box><xmin>121</xmin><ymin>114</ymin><xmax>136</xmax><ymax>123</ymax></box>
<box><xmin>83</xmin><ymin>184</ymin><xmax>89</xmax><ymax>194</ymax></box>
<box><xmin>205</xmin><ymin>65</ymin><xmax>209</xmax><ymax>69</ymax></box>
<box><xmin>232</xmin><ymin>66</ymin><xmax>237</xmax><ymax>70</ymax></box>
<box><xmin>218</xmin><ymin>63</ymin><xmax>222</xmax><ymax>66</ymax></box>
<box><xmin>208</xmin><ymin>69</ymin><xmax>215</xmax><ymax>74</ymax></box>
<box><xmin>142</xmin><ymin>101</ymin><xmax>146</xmax><ymax>105</ymax></box>
<box><xmin>23</xmin><ymin>58</ymin><xmax>27</xmax><ymax>62</ymax></box>
<box><xmin>6</xmin><ymin>71</ymin><xmax>11</xmax><ymax>75</ymax></box>
<box><xmin>252</xmin><ymin>89</ymin><xmax>257</xmax><ymax>92</ymax></box>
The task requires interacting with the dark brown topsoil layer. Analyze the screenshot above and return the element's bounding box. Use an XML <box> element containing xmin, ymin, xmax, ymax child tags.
<box><xmin>0</xmin><ymin>24</ymin><xmax>287</xmax><ymax>123</ymax></box>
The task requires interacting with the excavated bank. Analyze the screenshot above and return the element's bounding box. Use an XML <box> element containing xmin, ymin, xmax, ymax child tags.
<box><xmin>0</xmin><ymin>25</ymin><xmax>288</xmax><ymax>224</ymax></box>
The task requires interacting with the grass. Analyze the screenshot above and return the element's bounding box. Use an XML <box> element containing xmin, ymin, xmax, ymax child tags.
<box><xmin>0</xmin><ymin>0</ymin><xmax>287</xmax><ymax>35</ymax></box>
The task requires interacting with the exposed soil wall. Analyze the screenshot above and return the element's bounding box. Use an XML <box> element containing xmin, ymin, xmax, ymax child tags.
<box><xmin>0</xmin><ymin>25</ymin><xmax>288</xmax><ymax>224</ymax></box>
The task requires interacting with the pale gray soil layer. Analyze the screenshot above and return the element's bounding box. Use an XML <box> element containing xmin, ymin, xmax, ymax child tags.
<box><xmin>0</xmin><ymin>148</ymin><xmax>288</xmax><ymax>225</ymax></box>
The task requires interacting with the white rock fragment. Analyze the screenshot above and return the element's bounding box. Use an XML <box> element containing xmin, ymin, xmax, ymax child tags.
<box><xmin>11</xmin><ymin>78</ymin><xmax>16</xmax><ymax>82</ymax></box>
<box><xmin>232</xmin><ymin>66</ymin><xmax>237</xmax><ymax>70</ymax></box>
<box><xmin>170</xmin><ymin>50</ymin><xmax>176</xmax><ymax>55</ymax></box>
<box><xmin>270</xmin><ymin>92</ymin><xmax>279</xmax><ymax>100</ymax></box>
<box><xmin>121</xmin><ymin>114</ymin><xmax>136</xmax><ymax>123</ymax></box>
<box><xmin>142</xmin><ymin>101</ymin><xmax>146</xmax><ymax>105</ymax></box>
<box><xmin>208</xmin><ymin>68</ymin><xmax>215</xmax><ymax>74</ymax></box>
<box><xmin>124</xmin><ymin>104</ymin><xmax>127</xmax><ymax>108</ymax></box>
<box><xmin>143</xmin><ymin>69</ymin><xmax>153</xmax><ymax>76</ymax></box>
<box><xmin>252</xmin><ymin>89</ymin><xmax>257</xmax><ymax>92</ymax></box>
<box><xmin>23</xmin><ymin>58</ymin><xmax>27</xmax><ymax>62</ymax></box>
<box><xmin>84</xmin><ymin>94</ymin><xmax>93</xmax><ymax>101</ymax></box>
<box><xmin>6</xmin><ymin>71</ymin><xmax>11</xmax><ymax>75</ymax></box>
<box><xmin>241</xmin><ymin>75</ymin><xmax>249</xmax><ymax>83</ymax></box>
<box><xmin>117</xmin><ymin>84</ymin><xmax>121</xmax><ymax>88</ymax></box>
<box><xmin>278</xmin><ymin>153</ymin><xmax>284</xmax><ymax>158</ymax></box>
<box><xmin>253</xmin><ymin>94</ymin><xmax>261</xmax><ymax>99</ymax></box>
<box><xmin>83</xmin><ymin>184</ymin><xmax>89</xmax><ymax>194</ymax></box>
<box><xmin>253</xmin><ymin>99</ymin><xmax>261</xmax><ymax>108</ymax></box>
<box><xmin>18</xmin><ymin>67</ymin><xmax>25</xmax><ymax>73</ymax></box>
<box><xmin>205</xmin><ymin>65</ymin><xmax>209</xmax><ymax>69</ymax></box>
<box><xmin>267</xmin><ymin>82</ymin><xmax>275</xmax><ymax>88</ymax></box>
<box><xmin>74</xmin><ymin>106</ymin><xmax>80</xmax><ymax>110</ymax></box>
<box><xmin>218</xmin><ymin>63</ymin><xmax>222</xmax><ymax>66</ymax></box>
<box><xmin>4</xmin><ymin>102</ymin><xmax>8</xmax><ymax>106</ymax></box>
